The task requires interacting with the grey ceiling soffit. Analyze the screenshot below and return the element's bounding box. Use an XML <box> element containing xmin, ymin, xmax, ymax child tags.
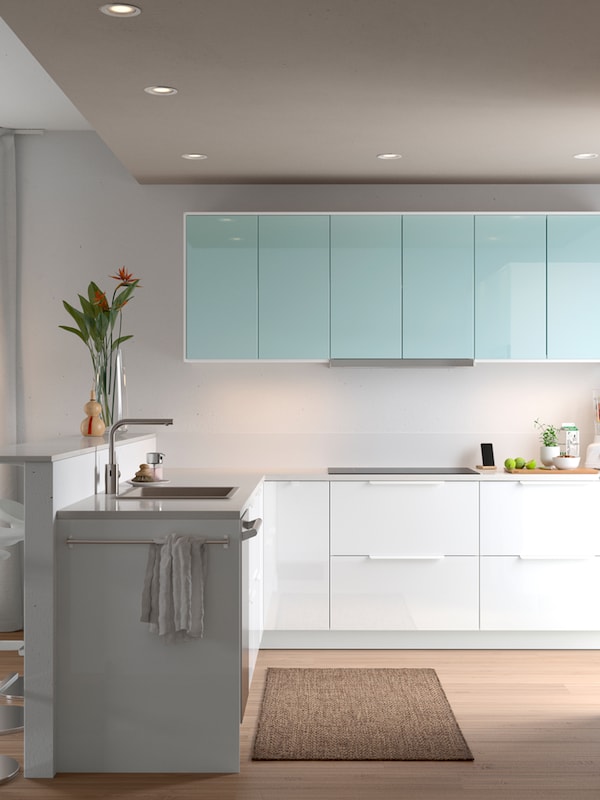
<box><xmin>328</xmin><ymin>359</ymin><xmax>476</xmax><ymax>368</ymax></box>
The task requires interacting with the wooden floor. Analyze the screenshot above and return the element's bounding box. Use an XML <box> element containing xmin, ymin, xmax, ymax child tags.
<box><xmin>1</xmin><ymin>645</ymin><xmax>600</xmax><ymax>799</ymax></box>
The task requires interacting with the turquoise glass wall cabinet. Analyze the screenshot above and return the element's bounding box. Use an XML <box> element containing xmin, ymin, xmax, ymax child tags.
<box><xmin>547</xmin><ymin>215</ymin><xmax>600</xmax><ymax>359</ymax></box>
<box><xmin>330</xmin><ymin>215</ymin><xmax>402</xmax><ymax>359</ymax></box>
<box><xmin>186</xmin><ymin>215</ymin><xmax>258</xmax><ymax>359</ymax></box>
<box><xmin>185</xmin><ymin>213</ymin><xmax>600</xmax><ymax>362</ymax></box>
<box><xmin>258</xmin><ymin>216</ymin><xmax>330</xmax><ymax>359</ymax></box>
<box><xmin>402</xmin><ymin>215</ymin><xmax>474</xmax><ymax>359</ymax></box>
<box><xmin>475</xmin><ymin>215</ymin><xmax>546</xmax><ymax>359</ymax></box>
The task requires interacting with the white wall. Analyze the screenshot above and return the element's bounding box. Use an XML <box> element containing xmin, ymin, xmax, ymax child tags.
<box><xmin>14</xmin><ymin>132</ymin><xmax>600</xmax><ymax>472</ymax></box>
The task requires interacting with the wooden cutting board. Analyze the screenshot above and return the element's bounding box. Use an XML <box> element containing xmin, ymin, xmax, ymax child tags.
<box><xmin>504</xmin><ymin>467</ymin><xmax>599</xmax><ymax>474</ymax></box>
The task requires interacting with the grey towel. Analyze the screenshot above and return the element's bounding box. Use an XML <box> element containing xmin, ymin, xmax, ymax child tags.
<box><xmin>141</xmin><ymin>533</ymin><xmax>207</xmax><ymax>640</ymax></box>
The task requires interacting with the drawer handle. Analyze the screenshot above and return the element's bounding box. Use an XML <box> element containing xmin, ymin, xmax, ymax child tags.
<box><xmin>367</xmin><ymin>554</ymin><xmax>445</xmax><ymax>560</ymax></box>
<box><xmin>518</xmin><ymin>554</ymin><xmax>594</xmax><ymax>560</ymax></box>
<box><xmin>367</xmin><ymin>481</ymin><xmax>446</xmax><ymax>486</ymax></box>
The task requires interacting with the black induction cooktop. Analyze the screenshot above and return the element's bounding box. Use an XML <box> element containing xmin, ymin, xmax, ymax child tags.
<box><xmin>327</xmin><ymin>466</ymin><xmax>479</xmax><ymax>475</ymax></box>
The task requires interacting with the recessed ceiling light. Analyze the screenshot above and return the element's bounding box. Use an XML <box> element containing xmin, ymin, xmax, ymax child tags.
<box><xmin>99</xmin><ymin>4</ymin><xmax>141</xmax><ymax>17</ymax></box>
<box><xmin>573</xmin><ymin>152</ymin><xmax>599</xmax><ymax>160</ymax></box>
<box><xmin>144</xmin><ymin>85</ymin><xmax>178</xmax><ymax>96</ymax></box>
<box><xmin>376</xmin><ymin>153</ymin><xmax>402</xmax><ymax>160</ymax></box>
<box><xmin>181</xmin><ymin>153</ymin><xmax>208</xmax><ymax>160</ymax></box>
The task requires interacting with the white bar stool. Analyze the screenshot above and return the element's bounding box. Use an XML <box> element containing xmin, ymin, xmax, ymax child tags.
<box><xmin>0</xmin><ymin>500</ymin><xmax>24</xmax><ymax>784</ymax></box>
<box><xmin>0</xmin><ymin>651</ymin><xmax>23</xmax><ymax>784</ymax></box>
<box><xmin>0</xmin><ymin>499</ymin><xmax>24</xmax><ymax>633</ymax></box>
<box><xmin>0</xmin><ymin>498</ymin><xmax>24</xmax><ymax>557</ymax></box>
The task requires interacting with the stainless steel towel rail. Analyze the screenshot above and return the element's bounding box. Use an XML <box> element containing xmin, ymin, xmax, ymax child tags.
<box><xmin>66</xmin><ymin>536</ymin><xmax>231</xmax><ymax>548</ymax></box>
<box><xmin>65</xmin><ymin>518</ymin><xmax>261</xmax><ymax>549</ymax></box>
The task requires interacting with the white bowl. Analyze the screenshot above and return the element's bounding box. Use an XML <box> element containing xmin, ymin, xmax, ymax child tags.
<box><xmin>552</xmin><ymin>455</ymin><xmax>581</xmax><ymax>470</ymax></box>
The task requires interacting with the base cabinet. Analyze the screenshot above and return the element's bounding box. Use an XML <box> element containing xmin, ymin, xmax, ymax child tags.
<box><xmin>330</xmin><ymin>556</ymin><xmax>478</xmax><ymax>630</ymax></box>
<box><xmin>480</xmin><ymin>481</ymin><xmax>599</xmax><ymax>556</ymax></box>
<box><xmin>263</xmin><ymin>478</ymin><xmax>600</xmax><ymax>638</ymax></box>
<box><xmin>56</xmin><ymin>517</ymin><xmax>243</xmax><ymax>773</ymax></box>
<box><xmin>330</xmin><ymin>480</ymin><xmax>479</xmax><ymax>555</ymax></box>
<box><xmin>481</xmin><ymin>556</ymin><xmax>600</xmax><ymax>630</ymax></box>
<box><xmin>480</xmin><ymin>481</ymin><xmax>600</xmax><ymax>630</ymax></box>
<box><xmin>263</xmin><ymin>481</ymin><xmax>329</xmax><ymax>630</ymax></box>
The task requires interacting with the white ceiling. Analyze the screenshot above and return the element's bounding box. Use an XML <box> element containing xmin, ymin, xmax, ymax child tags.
<box><xmin>2</xmin><ymin>0</ymin><xmax>600</xmax><ymax>185</ymax></box>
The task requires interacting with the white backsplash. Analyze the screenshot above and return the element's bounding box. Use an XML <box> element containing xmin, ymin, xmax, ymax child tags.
<box><xmin>149</xmin><ymin>361</ymin><xmax>600</xmax><ymax>471</ymax></box>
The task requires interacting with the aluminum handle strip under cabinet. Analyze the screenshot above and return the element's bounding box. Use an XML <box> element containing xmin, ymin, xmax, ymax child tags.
<box><xmin>367</xmin><ymin>481</ymin><xmax>446</xmax><ymax>486</ymax></box>
<box><xmin>367</xmin><ymin>554</ymin><xmax>446</xmax><ymax>560</ymax></box>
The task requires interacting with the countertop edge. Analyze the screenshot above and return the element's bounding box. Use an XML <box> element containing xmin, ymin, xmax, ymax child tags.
<box><xmin>0</xmin><ymin>433</ymin><xmax>156</xmax><ymax>463</ymax></box>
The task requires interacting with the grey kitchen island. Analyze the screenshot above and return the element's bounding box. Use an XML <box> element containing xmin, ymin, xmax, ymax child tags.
<box><xmin>0</xmin><ymin>430</ymin><xmax>263</xmax><ymax>777</ymax></box>
<box><xmin>55</xmin><ymin>469</ymin><xmax>264</xmax><ymax>774</ymax></box>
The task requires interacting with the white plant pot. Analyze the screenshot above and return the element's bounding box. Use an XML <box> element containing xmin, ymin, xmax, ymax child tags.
<box><xmin>540</xmin><ymin>445</ymin><xmax>560</xmax><ymax>466</ymax></box>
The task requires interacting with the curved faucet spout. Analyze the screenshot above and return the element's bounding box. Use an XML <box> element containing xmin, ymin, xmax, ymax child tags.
<box><xmin>105</xmin><ymin>418</ymin><xmax>174</xmax><ymax>495</ymax></box>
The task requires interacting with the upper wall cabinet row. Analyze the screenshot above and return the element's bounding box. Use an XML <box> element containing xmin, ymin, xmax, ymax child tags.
<box><xmin>185</xmin><ymin>213</ymin><xmax>600</xmax><ymax>361</ymax></box>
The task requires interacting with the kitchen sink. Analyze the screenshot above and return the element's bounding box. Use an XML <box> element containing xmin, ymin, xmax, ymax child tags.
<box><xmin>117</xmin><ymin>485</ymin><xmax>238</xmax><ymax>499</ymax></box>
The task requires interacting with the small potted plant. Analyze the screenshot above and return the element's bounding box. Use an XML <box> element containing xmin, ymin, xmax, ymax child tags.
<box><xmin>534</xmin><ymin>419</ymin><xmax>560</xmax><ymax>466</ymax></box>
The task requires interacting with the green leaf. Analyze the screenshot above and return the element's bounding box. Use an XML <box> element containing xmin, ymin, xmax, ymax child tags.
<box><xmin>62</xmin><ymin>301</ymin><xmax>90</xmax><ymax>340</ymax></box>
<box><xmin>58</xmin><ymin>324</ymin><xmax>87</xmax><ymax>343</ymax></box>
<box><xmin>113</xmin><ymin>284</ymin><xmax>136</xmax><ymax>309</ymax></box>
<box><xmin>112</xmin><ymin>334</ymin><xmax>133</xmax><ymax>349</ymax></box>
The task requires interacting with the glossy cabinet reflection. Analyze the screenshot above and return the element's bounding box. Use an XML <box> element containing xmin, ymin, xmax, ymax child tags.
<box><xmin>547</xmin><ymin>215</ymin><xmax>600</xmax><ymax>359</ymax></box>
<box><xmin>330</xmin><ymin>215</ymin><xmax>402</xmax><ymax>358</ymax></box>
<box><xmin>402</xmin><ymin>215</ymin><xmax>474</xmax><ymax>358</ymax></box>
<box><xmin>475</xmin><ymin>215</ymin><xmax>546</xmax><ymax>359</ymax></box>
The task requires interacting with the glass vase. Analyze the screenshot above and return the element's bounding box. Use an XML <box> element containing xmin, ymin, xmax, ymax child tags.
<box><xmin>95</xmin><ymin>347</ymin><xmax>127</xmax><ymax>429</ymax></box>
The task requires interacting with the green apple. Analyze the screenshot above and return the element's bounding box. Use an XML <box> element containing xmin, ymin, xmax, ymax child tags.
<box><xmin>525</xmin><ymin>459</ymin><xmax>536</xmax><ymax>469</ymax></box>
<box><xmin>504</xmin><ymin>458</ymin><xmax>516</xmax><ymax>469</ymax></box>
<box><xmin>514</xmin><ymin>457</ymin><xmax>526</xmax><ymax>469</ymax></box>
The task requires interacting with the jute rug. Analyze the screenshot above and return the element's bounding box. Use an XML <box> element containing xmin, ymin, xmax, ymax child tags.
<box><xmin>252</xmin><ymin>667</ymin><xmax>473</xmax><ymax>761</ymax></box>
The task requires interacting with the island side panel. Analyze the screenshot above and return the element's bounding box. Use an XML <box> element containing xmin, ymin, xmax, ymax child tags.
<box><xmin>55</xmin><ymin>517</ymin><xmax>242</xmax><ymax>773</ymax></box>
<box><xmin>24</xmin><ymin>452</ymin><xmax>97</xmax><ymax>778</ymax></box>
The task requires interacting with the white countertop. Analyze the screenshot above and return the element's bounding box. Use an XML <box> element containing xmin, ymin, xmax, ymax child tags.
<box><xmin>0</xmin><ymin>432</ymin><xmax>155</xmax><ymax>462</ymax></box>
<box><xmin>262</xmin><ymin>466</ymin><xmax>600</xmax><ymax>482</ymax></box>
<box><xmin>56</xmin><ymin>468</ymin><xmax>265</xmax><ymax>519</ymax></box>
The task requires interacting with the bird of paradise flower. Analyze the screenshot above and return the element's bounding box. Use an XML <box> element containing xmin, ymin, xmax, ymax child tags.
<box><xmin>60</xmin><ymin>268</ymin><xmax>141</xmax><ymax>426</ymax></box>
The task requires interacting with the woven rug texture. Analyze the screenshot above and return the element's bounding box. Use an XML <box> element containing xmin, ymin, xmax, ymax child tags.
<box><xmin>252</xmin><ymin>667</ymin><xmax>473</xmax><ymax>761</ymax></box>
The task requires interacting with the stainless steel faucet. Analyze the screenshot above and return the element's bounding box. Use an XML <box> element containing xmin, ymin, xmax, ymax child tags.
<box><xmin>105</xmin><ymin>418</ymin><xmax>174</xmax><ymax>495</ymax></box>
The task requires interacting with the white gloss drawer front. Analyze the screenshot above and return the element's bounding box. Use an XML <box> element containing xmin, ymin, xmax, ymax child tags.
<box><xmin>480</xmin><ymin>481</ymin><xmax>600</xmax><ymax>557</ymax></box>
<box><xmin>330</xmin><ymin>556</ymin><xmax>479</xmax><ymax>630</ymax></box>
<box><xmin>480</xmin><ymin>556</ymin><xmax>600</xmax><ymax>630</ymax></box>
<box><xmin>330</xmin><ymin>480</ymin><xmax>478</xmax><ymax>556</ymax></box>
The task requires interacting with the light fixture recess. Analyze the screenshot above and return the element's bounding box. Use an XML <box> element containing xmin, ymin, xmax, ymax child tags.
<box><xmin>573</xmin><ymin>152</ymin><xmax>599</xmax><ymax>160</ymax></box>
<box><xmin>376</xmin><ymin>153</ymin><xmax>402</xmax><ymax>160</ymax></box>
<box><xmin>144</xmin><ymin>86</ymin><xmax>178</xmax><ymax>96</ymax></box>
<box><xmin>182</xmin><ymin>153</ymin><xmax>208</xmax><ymax>160</ymax></box>
<box><xmin>99</xmin><ymin>4</ymin><xmax>142</xmax><ymax>17</ymax></box>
